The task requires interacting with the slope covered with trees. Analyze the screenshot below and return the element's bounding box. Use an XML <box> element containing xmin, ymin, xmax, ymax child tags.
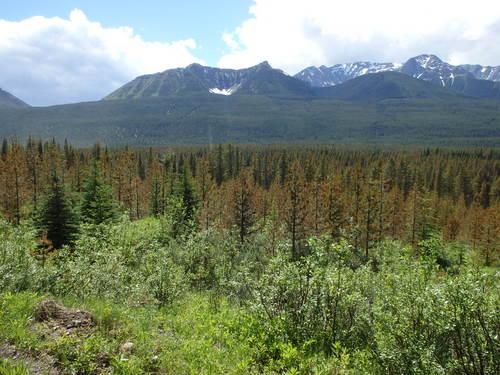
<box><xmin>314</xmin><ymin>72</ymin><xmax>467</xmax><ymax>101</ymax></box>
<box><xmin>1</xmin><ymin>93</ymin><xmax>500</xmax><ymax>147</ymax></box>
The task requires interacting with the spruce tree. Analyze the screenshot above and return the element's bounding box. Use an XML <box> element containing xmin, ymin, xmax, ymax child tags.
<box><xmin>150</xmin><ymin>175</ymin><xmax>163</xmax><ymax>217</ymax></box>
<box><xmin>178</xmin><ymin>168</ymin><xmax>198</xmax><ymax>224</ymax></box>
<box><xmin>81</xmin><ymin>160</ymin><xmax>116</xmax><ymax>224</ymax></box>
<box><xmin>1</xmin><ymin>138</ymin><xmax>8</xmax><ymax>159</ymax></box>
<box><xmin>171</xmin><ymin>169</ymin><xmax>198</xmax><ymax>237</ymax></box>
<box><xmin>35</xmin><ymin>172</ymin><xmax>79</xmax><ymax>249</ymax></box>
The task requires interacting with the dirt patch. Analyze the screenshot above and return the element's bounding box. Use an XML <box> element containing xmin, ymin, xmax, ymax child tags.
<box><xmin>2</xmin><ymin>300</ymin><xmax>111</xmax><ymax>374</ymax></box>
<box><xmin>0</xmin><ymin>342</ymin><xmax>59</xmax><ymax>375</ymax></box>
<box><xmin>0</xmin><ymin>342</ymin><xmax>21</xmax><ymax>361</ymax></box>
<box><xmin>34</xmin><ymin>299</ymin><xmax>93</xmax><ymax>330</ymax></box>
<box><xmin>1</xmin><ymin>299</ymin><xmax>98</xmax><ymax>374</ymax></box>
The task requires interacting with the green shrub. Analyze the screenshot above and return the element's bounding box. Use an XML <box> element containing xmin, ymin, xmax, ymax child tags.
<box><xmin>373</xmin><ymin>265</ymin><xmax>499</xmax><ymax>374</ymax></box>
<box><xmin>143</xmin><ymin>252</ymin><xmax>187</xmax><ymax>306</ymax></box>
<box><xmin>252</xmin><ymin>240</ymin><xmax>374</xmax><ymax>355</ymax></box>
<box><xmin>0</xmin><ymin>220</ymin><xmax>38</xmax><ymax>293</ymax></box>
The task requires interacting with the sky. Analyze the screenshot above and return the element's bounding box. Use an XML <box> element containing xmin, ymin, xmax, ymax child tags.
<box><xmin>2</xmin><ymin>0</ymin><xmax>500</xmax><ymax>106</ymax></box>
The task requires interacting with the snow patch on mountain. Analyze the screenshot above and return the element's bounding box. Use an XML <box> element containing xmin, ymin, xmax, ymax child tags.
<box><xmin>209</xmin><ymin>88</ymin><xmax>232</xmax><ymax>95</ymax></box>
<box><xmin>209</xmin><ymin>84</ymin><xmax>241</xmax><ymax>95</ymax></box>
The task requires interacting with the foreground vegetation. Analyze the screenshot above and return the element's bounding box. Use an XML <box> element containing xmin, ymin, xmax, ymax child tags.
<box><xmin>1</xmin><ymin>216</ymin><xmax>499</xmax><ymax>374</ymax></box>
<box><xmin>0</xmin><ymin>143</ymin><xmax>499</xmax><ymax>373</ymax></box>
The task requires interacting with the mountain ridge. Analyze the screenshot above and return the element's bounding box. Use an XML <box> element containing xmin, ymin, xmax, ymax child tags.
<box><xmin>106</xmin><ymin>56</ymin><xmax>500</xmax><ymax>102</ymax></box>
<box><xmin>0</xmin><ymin>88</ymin><xmax>30</xmax><ymax>108</ymax></box>
<box><xmin>105</xmin><ymin>61</ymin><xmax>314</xmax><ymax>100</ymax></box>
<box><xmin>314</xmin><ymin>71</ymin><xmax>467</xmax><ymax>101</ymax></box>
<box><xmin>295</xmin><ymin>54</ymin><xmax>500</xmax><ymax>92</ymax></box>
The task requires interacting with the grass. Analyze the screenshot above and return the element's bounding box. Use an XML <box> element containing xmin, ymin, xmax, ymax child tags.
<box><xmin>0</xmin><ymin>292</ymin><xmax>41</xmax><ymax>350</ymax></box>
<box><xmin>0</xmin><ymin>292</ymin><xmax>258</xmax><ymax>374</ymax></box>
<box><xmin>0</xmin><ymin>359</ymin><xmax>30</xmax><ymax>375</ymax></box>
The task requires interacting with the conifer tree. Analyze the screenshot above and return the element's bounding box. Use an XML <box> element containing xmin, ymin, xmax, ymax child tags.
<box><xmin>283</xmin><ymin>162</ymin><xmax>309</xmax><ymax>260</ymax></box>
<box><xmin>1</xmin><ymin>138</ymin><xmax>8</xmax><ymax>159</ymax></box>
<box><xmin>197</xmin><ymin>159</ymin><xmax>215</xmax><ymax>231</ymax></box>
<box><xmin>26</xmin><ymin>137</ymin><xmax>42</xmax><ymax>209</ymax></box>
<box><xmin>322</xmin><ymin>176</ymin><xmax>344</xmax><ymax>239</ymax></box>
<box><xmin>35</xmin><ymin>172</ymin><xmax>79</xmax><ymax>249</ymax></box>
<box><xmin>215</xmin><ymin>145</ymin><xmax>224</xmax><ymax>185</ymax></box>
<box><xmin>81</xmin><ymin>161</ymin><xmax>116</xmax><ymax>224</ymax></box>
<box><xmin>171</xmin><ymin>169</ymin><xmax>198</xmax><ymax>237</ymax></box>
<box><xmin>178</xmin><ymin>168</ymin><xmax>198</xmax><ymax>224</ymax></box>
<box><xmin>363</xmin><ymin>181</ymin><xmax>377</xmax><ymax>258</ymax></box>
<box><xmin>478</xmin><ymin>208</ymin><xmax>499</xmax><ymax>266</ymax></box>
<box><xmin>1</xmin><ymin>142</ymin><xmax>28</xmax><ymax>224</ymax></box>
<box><xmin>138</xmin><ymin>154</ymin><xmax>146</xmax><ymax>180</ymax></box>
<box><xmin>149</xmin><ymin>160</ymin><xmax>164</xmax><ymax>217</ymax></box>
<box><xmin>232</xmin><ymin>170</ymin><xmax>255</xmax><ymax>243</ymax></box>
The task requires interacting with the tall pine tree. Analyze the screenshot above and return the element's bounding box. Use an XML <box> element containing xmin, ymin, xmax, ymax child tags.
<box><xmin>35</xmin><ymin>172</ymin><xmax>79</xmax><ymax>249</ymax></box>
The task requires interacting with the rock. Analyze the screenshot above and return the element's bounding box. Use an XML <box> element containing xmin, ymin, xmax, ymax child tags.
<box><xmin>67</xmin><ymin>320</ymin><xmax>82</xmax><ymax>328</ymax></box>
<box><xmin>120</xmin><ymin>342</ymin><xmax>134</xmax><ymax>353</ymax></box>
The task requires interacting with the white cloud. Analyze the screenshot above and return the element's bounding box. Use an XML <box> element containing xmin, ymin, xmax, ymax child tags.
<box><xmin>0</xmin><ymin>9</ymin><xmax>204</xmax><ymax>106</ymax></box>
<box><xmin>218</xmin><ymin>0</ymin><xmax>500</xmax><ymax>74</ymax></box>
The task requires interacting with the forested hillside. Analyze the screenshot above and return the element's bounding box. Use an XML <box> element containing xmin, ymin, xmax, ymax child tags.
<box><xmin>1</xmin><ymin>94</ymin><xmax>500</xmax><ymax>147</ymax></box>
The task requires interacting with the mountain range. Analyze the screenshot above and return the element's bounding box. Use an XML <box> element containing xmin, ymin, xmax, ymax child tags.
<box><xmin>105</xmin><ymin>54</ymin><xmax>500</xmax><ymax>101</ymax></box>
<box><xmin>0</xmin><ymin>54</ymin><xmax>499</xmax><ymax>147</ymax></box>
<box><xmin>295</xmin><ymin>54</ymin><xmax>500</xmax><ymax>88</ymax></box>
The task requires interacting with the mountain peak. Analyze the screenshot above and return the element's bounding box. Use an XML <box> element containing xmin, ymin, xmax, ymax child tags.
<box><xmin>250</xmin><ymin>61</ymin><xmax>274</xmax><ymax>72</ymax></box>
<box><xmin>256</xmin><ymin>61</ymin><xmax>271</xmax><ymax>68</ymax></box>
<box><xmin>409</xmin><ymin>54</ymin><xmax>445</xmax><ymax>69</ymax></box>
<box><xmin>105</xmin><ymin>60</ymin><xmax>313</xmax><ymax>100</ymax></box>
<box><xmin>186</xmin><ymin>62</ymin><xmax>204</xmax><ymax>69</ymax></box>
<box><xmin>0</xmin><ymin>88</ymin><xmax>30</xmax><ymax>108</ymax></box>
<box><xmin>294</xmin><ymin>54</ymin><xmax>500</xmax><ymax>94</ymax></box>
<box><xmin>413</xmin><ymin>54</ymin><xmax>442</xmax><ymax>62</ymax></box>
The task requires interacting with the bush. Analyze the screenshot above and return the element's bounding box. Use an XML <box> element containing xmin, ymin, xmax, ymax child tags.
<box><xmin>373</xmin><ymin>264</ymin><xmax>499</xmax><ymax>374</ymax></box>
<box><xmin>0</xmin><ymin>220</ymin><xmax>38</xmax><ymax>293</ymax></box>
<box><xmin>252</xmin><ymin>240</ymin><xmax>374</xmax><ymax>355</ymax></box>
<box><xmin>142</xmin><ymin>252</ymin><xmax>186</xmax><ymax>306</ymax></box>
<box><xmin>47</xmin><ymin>218</ymin><xmax>188</xmax><ymax>305</ymax></box>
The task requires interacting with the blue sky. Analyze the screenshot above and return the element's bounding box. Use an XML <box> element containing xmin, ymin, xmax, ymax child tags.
<box><xmin>2</xmin><ymin>0</ymin><xmax>252</xmax><ymax>66</ymax></box>
<box><xmin>1</xmin><ymin>0</ymin><xmax>500</xmax><ymax>106</ymax></box>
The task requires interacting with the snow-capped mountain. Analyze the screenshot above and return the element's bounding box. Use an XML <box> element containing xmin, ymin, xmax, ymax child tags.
<box><xmin>460</xmin><ymin>64</ymin><xmax>500</xmax><ymax>82</ymax></box>
<box><xmin>295</xmin><ymin>55</ymin><xmax>500</xmax><ymax>88</ymax></box>
<box><xmin>295</xmin><ymin>62</ymin><xmax>401</xmax><ymax>87</ymax></box>
<box><xmin>105</xmin><ymin>61</ymin><xmax>313</xmax><ymax>100</ymax></box>
<box><xmin>104</xmin><ymin>56</ymin><xmax>500</xmax><ymax>102</ymax></box>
